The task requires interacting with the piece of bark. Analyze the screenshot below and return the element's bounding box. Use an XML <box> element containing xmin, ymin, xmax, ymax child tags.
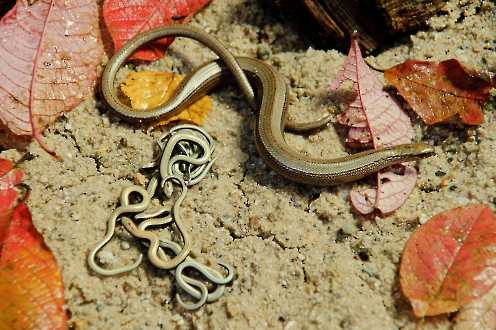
<box><xmin>268</xmin><ymin>0</ymin><xmax>446</xmax><ymax>51</ymax></box>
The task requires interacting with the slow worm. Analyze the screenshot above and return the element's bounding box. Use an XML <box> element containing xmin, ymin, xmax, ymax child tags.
<box><xmin>101</xmin><ymin>25</ymin><xmax>435</xmax><ymax>185</ymax></box>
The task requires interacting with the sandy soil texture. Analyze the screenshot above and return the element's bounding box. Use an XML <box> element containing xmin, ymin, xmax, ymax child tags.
<box><xmin>1</xmin><ymin>0</ymin><xmax>495</xmax><ymax>329</ymax></box>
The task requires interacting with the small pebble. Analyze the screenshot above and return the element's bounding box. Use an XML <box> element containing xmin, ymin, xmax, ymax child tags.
<box><xmin>101</xmin><ymin>115</ymin><xmax>110</xmax><ymax>127</ymax></box>
<box><xmin>97</xmin><ymin>251</ymin><xmax>116</xmax><ymax>264</ymax></box>
<box><xmin>308</xmin><ymin>134</ymin><xmax>322</xmax><ymax>143</ymax></box>
<box><xmin>226</xmin><ymin>301</ymin><xmax>239</xmax><ymax>318</ymax></box>
<box><xmin>120</xmin><ymin>241</ymin><xmax>131</xmax><ymax>250</ymax></box>
<box><xmin>284</xmin><ymin>321</ymin><xmax>297</xmax><ymax>330</ymax></box>
<box><xmin>170</xmin><ymin>315</ymin><xmax>184</xmax><ymax>325</ymax></box>
<box><xmin>341</xmin><ymin>222</ymin><xmax>357</xmax><ymax>235</ymax></box>
<box><xmin>134</xmin><ymin>173</ymin><xmax>147</xmax><ymax>186</ymax></box>
<box><xmin>256</xmin><ymin>43</ymin><xmax>271</xmax><ymax>59</ymax></box>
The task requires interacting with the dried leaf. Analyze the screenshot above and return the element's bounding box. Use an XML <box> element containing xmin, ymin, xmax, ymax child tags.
<box><xmin>103</xmin><ymin>0</ymin><xmax>211</xmax><ymax>61</ymax></box>
<box><xmin>0</xmin><ymin>0</ymin><xmax>104</xmax><ymax>154</ymax></box>
<box><xmin>120</xmin><ymin>71</ymin><xmax>212</xmax><ymax>126</ymax></box>
<box><xmin>0</xmin><ymin>158</ymin><xmax>67</xmax><ymax>329</ymax></box>
<box><xmin>330</xmin><ymin>34</ymin><xmax>416</xmax><ymax>215</ymax></box>
<box><xmin>400</xmin><ymin>204</ymin><xmax>496</xmax><ymax>317</ymax></box>
<box><xmin>455</xmin><ymin>284</ymin><xmax>496</xmax><ymax>330</ymax></box>
<box><xmin>385</xmin><ymin>59</ymin><xmax>493</xmax><ymax>125</ymax></box>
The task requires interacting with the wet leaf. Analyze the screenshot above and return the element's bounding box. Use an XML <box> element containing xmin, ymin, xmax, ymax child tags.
<box><xmin>400</xmin><ymin>204</ymin><xmax>496</xmax><ymax>317</ymax></box>
<box><xmin>120</xmin><ymin>71</ymin><xmax>212</xmax><ymax>126</ymax></box>
<box><xmin>103</xmin><ymin>0</ymin><xmax>211</xmax><ymax>61</ymax></box>
<box><xmin>385</xmin><ymin>59</ymin><xmax>493</xmax><ymax>125</ymax></box>
<box><xmin>0</xmin><ymin>158</ymin><xmax>67</xmax><ymax>329</ymax></box>
<box><xmin>330</xmin><ymin>33</ymin><xmax>416</xmax><ymax>215</ymax></box>
<box><xmin>0</xmin><ymin>0</ymin><xmax>104</xmax><ymax>155</ymax></box>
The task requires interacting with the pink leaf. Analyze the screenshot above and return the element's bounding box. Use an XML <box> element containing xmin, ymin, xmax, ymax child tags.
<box><xmin>376</xmin><ymin>166</ymin><xmax>417</xmax><ymax>213</ymax></box>
<box><xmin>349</xmin><ymin>189</ymin><xmax>376</xmax><ymax>215</ymax></box>
<box><xmin>347</xmin><ymin>127</ymin><xmax>372</xmax><ymax>145</ymax></box>
<box><xmin>0</xmin><ymin>0</ymin><xmax>104</xmax><ymax>155</ymax></box>
<box><xmin>103</xmin><ymin>0</ymin><xmax>211</xmax><ymax>61</ymax></box>
<box><xmin>349</xmin><ymin>167</ymin><xmax>417</xmax><ymax>214</ymax></box>
<box><xmin>331</xmin><ymin>34</ymin><xmax>416</xmax><ymax>215</ymax></box>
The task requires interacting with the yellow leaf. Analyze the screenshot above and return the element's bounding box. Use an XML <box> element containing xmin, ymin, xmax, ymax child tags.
<box><xmin>120</xmin><ymin>71</ymin><xmax>212</xmax><ymax>126</ymax></box>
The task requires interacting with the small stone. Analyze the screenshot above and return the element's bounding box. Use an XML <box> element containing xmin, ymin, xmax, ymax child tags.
<box><xmin>361</xmin><ymin>265</ymin><xmax>376</xmax><ymax>277</ymax></box>
<box><xmin>170</xmin><ymin>315</ymin><xmax>184</xmax><ymax>325</ymax></box>
<box><xmin>435</xmin><ymin>170</ymin><xmax>446</xmax><ymax>177</ymax></box>
<box><xmin>256</xmin><ymin>43</ymin><xmax>271</xmax><ymax>60</ymax></box>
<box><xmin>101</xmin><ymin>115</ymin><xmax>110</xmax><ymax>127</ymax></box>
<box><xmin>120</xmin><ymin>241</ymin><xmax>131</xmax><ymax>250</ymax></box>
<box><xmin>97</xmin><ymin>251</ymin><xmax>116</xmax><ymax>264</ymax></box>
<box><xmin>284</xmin><ymin>321</ymin><xmax>297</xmax><ymax>330</ymax></box>
<box><xmin>133</xmin><ymin>173</ymin><xmax>147</xmax><ymax>186</ymax></box>
<box><xmin>226</xmin><ymin>301</ymin><xmax>239</xmax><ymax>318</ymax></box>
<box><xmin>308</xmin><ymin>134</ymin><xmax>321</xmax><ymax>143</ymax></box>
<box><xmin>341</xmin><ymin>222</ymin><xmax>357</xmax><ymax>235</ymax></box>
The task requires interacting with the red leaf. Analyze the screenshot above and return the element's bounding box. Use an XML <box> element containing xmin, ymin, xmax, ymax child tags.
<box><xmin>385</xmin><ymin>59</ymin><xmax>492</xmax><ymax>125</ymax></box>
<box><xmin>330</xmin><ymin>34</ymin><xmax>416</xmax><ymax>215</ymax></box>
<box><xmin>400</xmin><ymin>205</ymin><xmax>496</xmax><ymax>317</ymax></box>
<box><xmin>0</xmin><ymin>158</ymin><xmax>67</xmax><ymax>329</ymax></box>
<box><xmin>0</xmin><ymin>158</ymin><xmax>23</xmax><ymax>223</ymax></box>
<box><xmin>0</xmin><ymin>0</ymin><xmax>104</xmax><ymax>155</ymax></box>
<box><xmin>0</xmin><ymin>202</ymin><xmax>67</xmax><ymax>330</ymax></box>
<box><xmin>103</xmin><ymin>0</ymin><xmax>211</xmax><ymax>61</ymax></box>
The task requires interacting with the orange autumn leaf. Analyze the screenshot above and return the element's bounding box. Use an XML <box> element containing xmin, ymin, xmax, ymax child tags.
<box><xmin>400</xmin><ymin>204</ymin><xmax>496</xmax><ymax>317</ymax></box>
<box><xmin>120</xmin><ymin>71</ymin><xmax>212</xmax><ymax>126</ymax></box>
<box><xmin>385</xmin><ymin>59</ymin><xmax>493</xmax><ymax>125</ymax></box>
<box><xmin>0</xmin><ymin>158</ymin><xmax>67</xmax><ymax>330</ymax></box>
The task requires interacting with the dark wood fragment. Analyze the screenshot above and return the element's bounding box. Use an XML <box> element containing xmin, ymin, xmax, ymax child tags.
<box><xmin>267</xmin><ymin>0</ymin><xmax>447</xmax><ymax>51</ymax></box>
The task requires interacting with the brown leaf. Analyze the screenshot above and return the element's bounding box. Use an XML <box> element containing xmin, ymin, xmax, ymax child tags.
<box><xmin>0</xmin><ymin>0</ymin><xmax>104</xmax><ymax>155</ymax></box>
<box><xmin>330</xmin><ymin>33</ymin><xmax>416</xmax><ymax>215</ymax></box>
<box><xmin>400</xmin><ymin>204</ymin><xmax>496</xmax><ymax>317</ymax></box>
<box><xmin>120</xmin><ymin>71</ymin><xmax>212</xmax><ymax>126</ymax></box>
<box><xmin>385</xmin><ymin>59</ymin><xmax>492</xmax><ymax>125</ymax></box>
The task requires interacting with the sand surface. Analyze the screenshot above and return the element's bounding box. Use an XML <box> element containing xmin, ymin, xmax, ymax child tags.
<box><xmin>2</xmin><ymin>0</ymin><xmax>496</xmax><ymax>329</ymax></box>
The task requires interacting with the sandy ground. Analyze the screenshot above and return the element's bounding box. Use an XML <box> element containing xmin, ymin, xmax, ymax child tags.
<box><xmin>1</xmin><ymin>0</ymin><xmax>496</xmax><ymax>329</ymax></box>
